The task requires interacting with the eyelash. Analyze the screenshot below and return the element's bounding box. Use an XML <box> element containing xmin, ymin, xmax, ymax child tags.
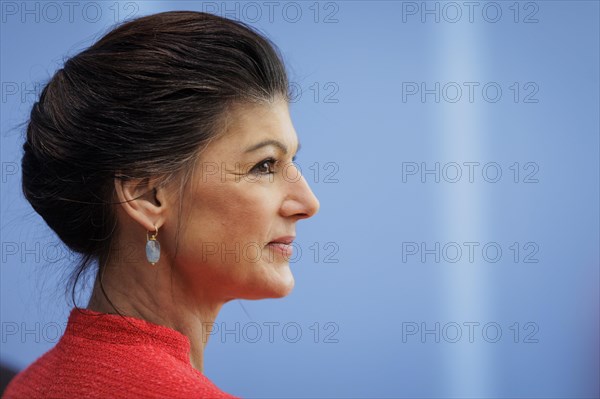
<box><xmin>251</xmin><ymin>156</ymin><xmax>298</xmax><ymax>175</ymax></box>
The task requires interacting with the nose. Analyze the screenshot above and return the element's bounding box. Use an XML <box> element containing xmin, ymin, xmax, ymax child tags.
<box><xmin>280</xmin><ymin>164</ymin><xmax>320</xmax><ymax>220</ymax></box>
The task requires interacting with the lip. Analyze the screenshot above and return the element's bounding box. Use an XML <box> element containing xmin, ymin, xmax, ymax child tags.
<box><xmin>266</xmin><ymin>242</ymin><xmax>294</xmax><ymax>258</ymax></box>
<box><xmin>267</xmin><ymin>235</ymin><xmax>295</xmax><ymax>245</ymax></box>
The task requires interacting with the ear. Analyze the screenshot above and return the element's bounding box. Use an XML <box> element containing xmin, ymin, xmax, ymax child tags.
<box><xmin>114</xmin><ymin>177</ymin><xmax>169</xmax><ymax>232</ymax></box>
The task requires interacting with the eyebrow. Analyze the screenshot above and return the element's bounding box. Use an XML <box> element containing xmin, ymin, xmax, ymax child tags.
<box><xmin>244</xmin><ymin>139</ymin><xmax>301</xmax><ymax>155</ymax></box>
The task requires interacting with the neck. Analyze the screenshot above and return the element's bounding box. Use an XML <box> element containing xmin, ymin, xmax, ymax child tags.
<box><xmin>86</xmin><ymin>261</ymin><xmax>225</xmax><ymax>374</ymax></box>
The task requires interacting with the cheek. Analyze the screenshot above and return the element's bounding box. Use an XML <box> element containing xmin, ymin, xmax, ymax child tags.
<box><xmin>173</xmin><ymin>182</ymin><xmax>279</xmax><ymax>268</ymax></box>
<box><xmin>205</xmin><ymin>187</ymin><xmax>272</xmax><ymax>240</ymax></box>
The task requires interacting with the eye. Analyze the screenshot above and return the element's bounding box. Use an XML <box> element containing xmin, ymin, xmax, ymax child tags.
<box><xmin>251</xmin><ymin>158</ymin><xmax>277</xmax><ymax>175</ymax></box>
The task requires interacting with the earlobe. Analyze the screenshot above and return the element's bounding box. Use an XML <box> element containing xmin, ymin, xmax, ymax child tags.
<box><xmin>114</xmin><ymin>177</ymin><xmax>166</xmax><ymax>232</ymax></box>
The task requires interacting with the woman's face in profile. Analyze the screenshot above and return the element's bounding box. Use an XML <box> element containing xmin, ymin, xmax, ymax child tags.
<box><xmin>165</xmin><ymin>97</ymin><xmax>320</xmax><ymax>301</ymax></box>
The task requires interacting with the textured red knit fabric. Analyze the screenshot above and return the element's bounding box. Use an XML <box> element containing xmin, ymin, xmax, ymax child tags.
<box><xmin>2</xmin><ymin>308</ymin><xmax>239</xmax><ymax>399</ymax></box>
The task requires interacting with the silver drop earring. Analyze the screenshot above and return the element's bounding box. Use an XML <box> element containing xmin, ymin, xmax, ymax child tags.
<box><xmin>145</xmin><ymin>225</ymin><xmax>160</xmax><ymax>265</ymax></box>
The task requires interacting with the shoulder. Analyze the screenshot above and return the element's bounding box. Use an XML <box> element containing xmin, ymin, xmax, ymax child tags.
<box><xmin>2</xmin><ymin>338</ymin><xmax>237</xmax><ymax>399</ymax></box>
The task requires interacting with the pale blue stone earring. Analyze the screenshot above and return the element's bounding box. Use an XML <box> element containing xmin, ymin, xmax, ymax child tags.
<box><xmin>145</xmin><ymin>225</ymin><xmax>160</xmax><ymax>265</ymax></box>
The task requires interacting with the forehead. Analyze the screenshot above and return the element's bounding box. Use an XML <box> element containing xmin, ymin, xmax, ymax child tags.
<box><xmin>209</xmin><ymin>99</ymin><xmax>298</xmax><ymax>156</ymax></box>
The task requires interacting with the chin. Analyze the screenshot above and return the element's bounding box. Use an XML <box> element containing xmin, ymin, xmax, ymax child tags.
<box><xmin>270</xmin><ymin>262</ymin><xmax>296</xmax><ymax>297</ymax></box>
<box><xmin>272</xmin><ymin>275</ymin><xmax>295</xmax><ymax>298</ymax></box>
<box><xmin>242</xmin><ymin>270</ymin><xmax>295</xmax><ymax>300</ymax></box>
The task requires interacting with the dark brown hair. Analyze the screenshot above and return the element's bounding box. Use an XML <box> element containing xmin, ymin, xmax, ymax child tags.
<box><xmin>21</xmin><ymin>11</ymin><xmax>289</xmax><ymax>307</ymax></box>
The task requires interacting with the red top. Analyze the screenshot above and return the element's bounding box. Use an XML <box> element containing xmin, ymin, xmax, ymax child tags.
<box><xmin>3</xmin><ymin>308</ymin><xmax>239</xmax><ymax>399</ymax></box>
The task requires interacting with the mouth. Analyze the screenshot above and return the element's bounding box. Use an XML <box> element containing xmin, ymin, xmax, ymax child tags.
<box><xmin>266</xmin><ymin>236</ymin><xmax>295</xmax><ymax>258</ymax></box>
<box><xmin>267</xmin><ymin>236</ymin><xmax>295</xmax><ymax>245</ymax></box>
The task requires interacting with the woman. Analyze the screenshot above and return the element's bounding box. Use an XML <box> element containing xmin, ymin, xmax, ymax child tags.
<box><xmin>3</xmin><ymin>10</ymin><xmax>319</xmax><ymax>399</ymax></box>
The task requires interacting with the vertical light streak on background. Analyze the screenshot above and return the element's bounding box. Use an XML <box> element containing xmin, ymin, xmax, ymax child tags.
<box><xmin>433</xmin><ymin>19</ymin><xmax>495</xmax><ymax>396</ymax></box>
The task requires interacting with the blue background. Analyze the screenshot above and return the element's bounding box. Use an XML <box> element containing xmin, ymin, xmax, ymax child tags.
<box><xmin>1</xmin><ymin>1</ymin><xmax>599</xmax><ymax>398</ymax></box>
